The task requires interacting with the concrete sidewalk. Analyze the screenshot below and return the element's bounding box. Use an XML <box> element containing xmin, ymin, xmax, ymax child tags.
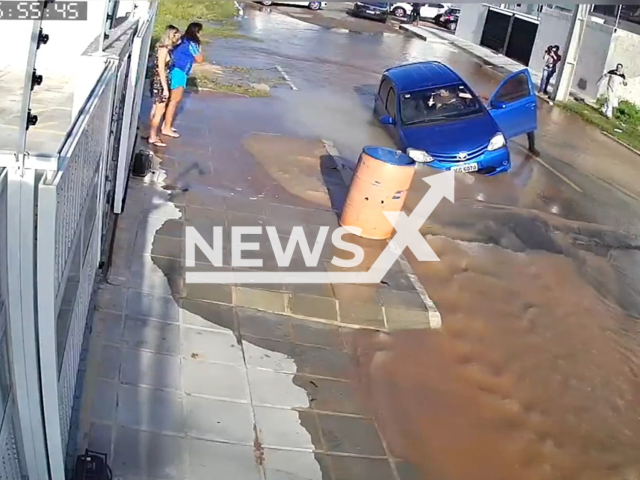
<box><xmin>73</xmin><ymin>89</ymin><xmax>430</xmax><ymax>479</ymax></box>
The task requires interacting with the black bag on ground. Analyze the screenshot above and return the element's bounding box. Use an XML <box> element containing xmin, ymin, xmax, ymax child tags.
<box><xmin>132</xmin><ymin>149</ymin><xmax>153</xmax><ymax>177</ymax></box>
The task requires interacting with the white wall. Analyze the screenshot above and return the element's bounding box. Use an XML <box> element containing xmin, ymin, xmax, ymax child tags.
<box><xmin>607</xmin><ymin>29</ymin><xmax>640</xmax><ymax>105</ymax></box>
<box><xmin>456</xmin><ymin>4</ymin><xmax>489</xmax><ymax>45</ymax></box>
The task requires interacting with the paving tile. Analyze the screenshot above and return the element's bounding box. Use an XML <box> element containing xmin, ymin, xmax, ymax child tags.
<box><xmin>384</xmin><ymin>307</ymin><xmax>431</xmax><ymax>330</ymax></box>
<box><xmin>331</xmin><ymin>284</ymin><xmax>379</xmax><ymax>303</ymax></box>
<box><xmin>185</xmin><ymin>396</ymin><xmax>254</xmax><ymax>444</ymax></box>
<box><xmin>123</xmin><ymin>316</ymin><xmax>181</xmax><ymax>355</ymax></box>
<box><xmin>90</xmin><ymin>378</ymin><xmax>118</xmax><ymax>423</ymax></box>
<box><xmin>295</xmin><ymin>376</ymin><xmax>366</xmax><ymax>417</ymax></box>
<box><xmin>96</xmin><ymin>284</ymin><xmax>126</xmax><ymax>313</ymax></box>
<box><xmin>286</xmin><ymin>282</ymin><xmax>335</xmax><ymax>298</ymax></box>
<box><xmin>182</xmin><ymin>359</ymin><xmax>249</xmax><ymax>401</ymax></box>
<box><xmin>112</xmin><ymin>427</ymin><xmax>186</xmax><ymax>480</ymax></box>
<box><xmin>224</xmin><ymin>196</ymin><xmax>267</xmax><ymax>216</ymax></box>
<box><xmin>120</xmin><ymin>349</ymin><xmax>181</xmax><ymax>390</ymax></box>
<box><xmin>183</xmin><ymin>283</ymin><xmax>233</xmax><ymax>304</ymax></box>
<box><xmin>146</xmin><ymin>217</ymin><xmax>185</xmax><ymax>239</ymax></box>
<box><xmin>86</xmin><ymin>422</ymin><xmax>112</xmax><ymax>455</ymax></box>
<box><xmin>288</xmin><ymin>294</ymin><xmax>338</xmax><ymax>321</ymax></box>
<box><xmin>179</xmin><ymin>299</ymin><xmax>236</xmax><ymax>331</ymax></box>
<box><xmin>247</xmin><ymin>368</ymin><xmax>309</xmax><ymax>408</ymax></box>
<box><xmin>242</xmin><ymin>337</ymin><xmax>297</xmax><ymax>373</ymax></box>
<box><xmin>395</xmin><ymin>461</ymin><xmax>423</xmax><ymax>480</ymax></box>
<box><xmin>329</xmin><ymin>455</ymin><xmax>395</xmax><ymax>480</ymax></box>
<box><xmin>338</xmin><ymin>301</ymin><xmax>385</xmax><ymax>329</ymax></box>
<box><xmin>91</xmin><ymin>310</ymin><xmax>123</xmax><ymax>344</ymax></box>
<box><xmin>94</xmin><ymin>344</ymin><xmax>122</xmax><ymax>381</ymax></box>
<box><xmin>147</xmin><ymin>235</ymin><xmax>184</xmax><ymax>260</ymax></box>
<box><xmin>178</xmin><ymin>191</ymin><xmax>226</xmax><ymax>210</ymax></box>
<box><xmin>377</xmin><ymin>289</ymin><xmax>425</xmax><ymax>310</ymax></box>
<box><xmin>225</xmin><ymin>211</ymin><xmax>266</xmax><ymax>228</ymax></box>
<box><xmin>237</xmin><ymin>308</ymin><xmax>293</xmax><ymax>342</ymax></box>
<box><xmin>236</xmin><ymin>287</ymin><xmax>287</xmax><ymax>313</ymax></box>
<box><xmin>263</xmin><ymin>448</ymin><xmax>329</xmax><ymax>480</ymax></box>
<box><xmin>129</xmin><ymin>271</ymin><xmax>185</xmax><ymax>297</ymax></box>
<box><xmin>126</xmin><ymin>290</ymin><xmax>180</xmax><ymax>323</ymax></box>
<box><xmin>117</xmin><ymin>384</ymin><xmax>184</xmax><ymax>434</ymax></box>
<box><xmin>181</xmin><ymin>327</ymin><xmax>243</xmax><ymax>365</ymax></box>
<box><xmin>380</xmin><ymin>271</ymin><xmax>416</xmax><ymax>292</ymax></box>
<box><xmin>187</xmin><ymin>439</ymin><xmax>261</xmax><ymax>480</ymax></box>
<box><xmin>254</xmin><ymin>406</ymin><xmax>317</xmax><ymax>450</ymax></box>
<box><xmin>129</xmin><ymin>255</ymin><xmax>183</xmax><ymax>284</ymax></box>
<box><xmin>184</xmin><ymin>205</ymin><xmax>226</xmax><ymax>223</ymax></box>
<box><xmin>291</xmin><ymin>320</ymin><xmax>344</xmax><ymax>350</ymax></box>
<box><xmin>295</xmin><ymin>343</ymin><xmax>352</xmax><ymax>380</ymax></box>
<box><xmin>316</xmin><ymin>413</ymin><xmax>386</xmax><ymax>457</ymax></box>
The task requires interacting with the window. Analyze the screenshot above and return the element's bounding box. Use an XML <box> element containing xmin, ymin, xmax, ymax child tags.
<box><xmin>385</xmin><ymin>88</ymin><xmax>397</xmax><ymax>118</ymax></box>
<box><xmin>493</xmin><ymin>73</ymin><xmax>530</xmax><ymax>104</ymax></box>
<box><xmin>378</xmin><ymin>78</ymin><xmax>392</xmax><ymax>103</ymax></box>
<box><xmin>400</xmin><ymin>84</ymin><xmax>484</xmax><ymax>125</ymax></box>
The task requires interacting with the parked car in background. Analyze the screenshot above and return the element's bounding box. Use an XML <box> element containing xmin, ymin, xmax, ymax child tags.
<box><xmin>257</xmin><ymin>1</ymin><xmax>326</xmax><ymax>10</ymax></box>
<box><xmin>374</xmin><ymin>61</ymin><xmax>538</xmax><ymax>175</ymax></box>
<box><xmin>351</xmin><ymin>2</ymin><xmax>390</xmax><ymax>23</ymax></box>
<box><xmin>435</xmin><ymin>7</ymin><xmax>460</xmax><ymax>30</ymax></box>
<box><xmin>390</xmin><ymin>2</ymin><xmax>450</xmax><ymax>20</ymax></box>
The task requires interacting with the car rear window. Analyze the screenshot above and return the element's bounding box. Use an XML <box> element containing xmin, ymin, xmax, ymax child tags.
<box><xmin>400</xmin><ymin>84</ymin><xmax>484</xmax><ymax>125</ymax></box>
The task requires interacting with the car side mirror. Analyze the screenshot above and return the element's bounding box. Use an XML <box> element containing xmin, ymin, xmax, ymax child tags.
<box><xmin>380</xmin><ymin>115</ymin><xmax>395</xmax><ymax>125</ymax></box>
<box><xmin>491</xmin><ymin>100</ymin><xmax>507</xmax><ymax>110</ymax></box>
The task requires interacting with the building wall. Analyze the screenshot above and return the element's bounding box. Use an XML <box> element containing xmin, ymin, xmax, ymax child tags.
<box><xmin>573</xmin><ymin>20</ymin><xmax>615</xmax><ymax>100</ymax></box>
<box><xmin>608</xmin><ymin>28</ymin><xmax>640</xmax><ymax>104</ymax></box>
<box><xmin>456</xmin><ymin>3</ymin><xmax>489</xmax><ymax>44</ymax></box>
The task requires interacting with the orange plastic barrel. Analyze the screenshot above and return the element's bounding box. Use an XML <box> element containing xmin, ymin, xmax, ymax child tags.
<box><xmin>340</xmin><ymin>146</ymin><xmax>416</xmax><ymax>240</ymax></box>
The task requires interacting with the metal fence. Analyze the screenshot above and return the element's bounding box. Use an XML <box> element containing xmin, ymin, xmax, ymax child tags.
<box><xmin>0</xmin><ymin>167</ymin><xmax>23</xmax><ymax>480</ymax></box>
<box><xmin>37</xmin><ymin>62</ymin><xmax>116</xmax><ymax>480</ymax></box>
<box><xmin>0</xmin><ymin>3</ymin><xmax>157</xmax><ymax>480</ymax></box>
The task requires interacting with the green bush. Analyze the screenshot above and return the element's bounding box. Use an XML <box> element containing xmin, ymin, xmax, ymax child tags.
<box><xmin>616</xmin><ymin>100</ymin><xmax>640</xmax><ymax>128</ymax></box>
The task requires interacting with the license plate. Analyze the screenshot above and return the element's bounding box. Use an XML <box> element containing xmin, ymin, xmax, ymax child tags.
<box><xmin>451</xmin><ymin>163</ymin><xmax>478</xmax><ymax>173</ymax></box>
<box><xmin>366</xmin><ymin>10</ymin><xmax>375</xmax><ymax>13</ymax></box>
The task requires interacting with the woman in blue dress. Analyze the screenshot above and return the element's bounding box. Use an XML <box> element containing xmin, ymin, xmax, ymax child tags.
<box><xmin>163</xmin><ymin>22</ymin><xmax>204</xmax><ymax>137</ymax></box>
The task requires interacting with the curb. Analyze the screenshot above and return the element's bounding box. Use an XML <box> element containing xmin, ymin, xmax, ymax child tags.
<box><xmin>602</xmin><ymin>131</ymin><xmax>640</xmax><ymax>157</ymax></box>
<box><xmin>321</xmin><ymin>139</ymin><xmax>443</xmax><ymax>329</ymax></box>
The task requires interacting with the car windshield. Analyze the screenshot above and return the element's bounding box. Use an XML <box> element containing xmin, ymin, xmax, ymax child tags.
<box><xmin>400</xmin><ymin>84</ymin><xmax>484</xmax><ymax>126</ymax></box>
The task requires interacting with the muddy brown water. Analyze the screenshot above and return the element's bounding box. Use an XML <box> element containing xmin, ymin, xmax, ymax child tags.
<box><xmin>348</xmin><ymin>236</ymin><xmax>640</xmax><ymax>480</ymax></box>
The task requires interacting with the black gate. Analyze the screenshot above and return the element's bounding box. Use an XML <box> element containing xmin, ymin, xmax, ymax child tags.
<box><xmin>480</xmin><ymin>8</ymin><xmax>539</xmax><ymax>66</ymax></box>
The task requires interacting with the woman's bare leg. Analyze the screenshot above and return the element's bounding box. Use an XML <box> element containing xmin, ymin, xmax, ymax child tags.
<box><xmin>149</xmin><ymin>102</ymin><xmax>167</xmax><ymax>144</ymax></box>
<box><xmin>162</xmin><ymin>87</ymin><xmax>184</xmax><ymax>136</ymax></box>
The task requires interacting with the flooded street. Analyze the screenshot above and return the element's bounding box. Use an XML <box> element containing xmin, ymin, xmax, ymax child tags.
<box><xmin>87</xmin><ymin>5</ymin><xmax>640</xmax><ymax>480</ymax></box>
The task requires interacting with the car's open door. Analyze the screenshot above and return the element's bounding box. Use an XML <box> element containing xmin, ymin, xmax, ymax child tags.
<box><xmin>488</xmin><ymin>69</ymin><xmax>537</xmax><ymax>140</ymax></box>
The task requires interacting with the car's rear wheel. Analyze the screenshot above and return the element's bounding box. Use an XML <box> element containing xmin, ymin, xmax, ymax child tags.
<box><xmin>261</xmin><ymin>1</ymin><xmax>273</xmax><ymax>5</ymax></box>
<box><xmin>392</xmin><ymin>6</ymin><xmax>407</xmax><ymax>17</ymax></box>
<box><xmin>447</xmin><ymin>21</ymin><xmax>456</xmax><ymax>30</ymax></box>
<box><xmin>308</xmin><ymin>2</ymin><xmax>321</xmax><ymax>10</ymax></box>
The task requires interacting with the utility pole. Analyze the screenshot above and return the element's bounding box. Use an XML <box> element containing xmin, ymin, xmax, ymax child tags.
<box><xmin>551</xmin><ymin>4</ymin><xmax>592</xmax><ymax>102</ymax></box>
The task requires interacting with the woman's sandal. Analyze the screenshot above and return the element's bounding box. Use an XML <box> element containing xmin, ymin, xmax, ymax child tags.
<box><xmin>161</xmin><ymin>130</ymin><xmax>180</xmax><ymax>138</ymax></box>
<box><xmin>148</xmin><ymin>139</ymin><xmax>167</xmax><ymax>147</ymax></box>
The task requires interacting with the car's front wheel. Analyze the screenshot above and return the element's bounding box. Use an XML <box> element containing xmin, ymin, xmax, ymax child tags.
<box><xmin>261</xmin><ymin>0</ymin><xmax>273</xmax><ymax>5</ymax></box>
<box><xmin>392</xmin><ymin>6</ymin><xmax>407</xmax><ymax>17</ymax></box>
<box><xmin>308</xmin><ymin>2</ymin><xmax>321</xmax><ymax>10</ymax></box>
<box><xmin>447</xmin><ymin>21</ymin><xmax>456</xmax><ymax>31</ymax></box>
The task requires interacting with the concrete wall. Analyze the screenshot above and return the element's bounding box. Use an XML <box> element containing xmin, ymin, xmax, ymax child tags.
<box><xmin>456</xmin><ymin>4</ymin><xmax>489</xmax><ymax>45</ymax></box>
<box><xmin>607</xmin><ymin>28</ymin><xmax>640</xmax><ymax>105</ymax></box>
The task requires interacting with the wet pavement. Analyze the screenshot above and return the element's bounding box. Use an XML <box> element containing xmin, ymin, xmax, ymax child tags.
<box><xmin>75</xmin><ymin>5</ymin><xmax>640</xmax><ymax>480</ymax></box>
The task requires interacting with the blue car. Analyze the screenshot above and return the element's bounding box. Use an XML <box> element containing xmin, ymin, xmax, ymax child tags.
<box><xmin>374</xmin><ymin>61</ymin><xmax>538</xmax><ymax>175</ymax></box>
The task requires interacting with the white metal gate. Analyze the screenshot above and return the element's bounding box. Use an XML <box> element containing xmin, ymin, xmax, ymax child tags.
<box><xmin>0</xmin><ymin>168</ymin><xmax>23</xmax><ymax>480</ymax></box>
<box><xmin>37</xmin><ymin>62</ymin><xmax>116</xmax><ymax>480</ymax></box>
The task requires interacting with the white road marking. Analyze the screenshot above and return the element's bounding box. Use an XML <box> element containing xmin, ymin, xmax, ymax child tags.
<box><xmin>275</xmin><ymin>65</ymin><xmax>298</xmax><ymax>91</ymax></box>
<box><xmin>514</xmin><ymin>143</ymin><xmax>583</xmax><ymax>193</ymax></box>
<box><xmin>322</xmin><ymin>140</ymin><xmax>442</xmax><ymax>329</ymax></box>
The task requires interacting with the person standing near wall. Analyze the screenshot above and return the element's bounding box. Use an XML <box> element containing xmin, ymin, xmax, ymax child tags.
<box><xmin>162</xmin><ymin>22</ymin><xmax>205</xmax><ymax>137</ymax></box>
<box><xmin>411</xmin><ymin>3</ymin><xmax>421</xmax><ymax>25</ymax></box>
<box><xmin>539</xmin><ymin>45</ymin><xmax>561</xmax><ymax>96</ymax></box>
<box><xmin>598</xmin><ymin>63</ymin><xmax>628</xmax><ymax>119</ymax></box>
<box><xmin>148</xmin><ymin>25</ymin><xmax>181</xmax><ymax>147</ymax></box>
